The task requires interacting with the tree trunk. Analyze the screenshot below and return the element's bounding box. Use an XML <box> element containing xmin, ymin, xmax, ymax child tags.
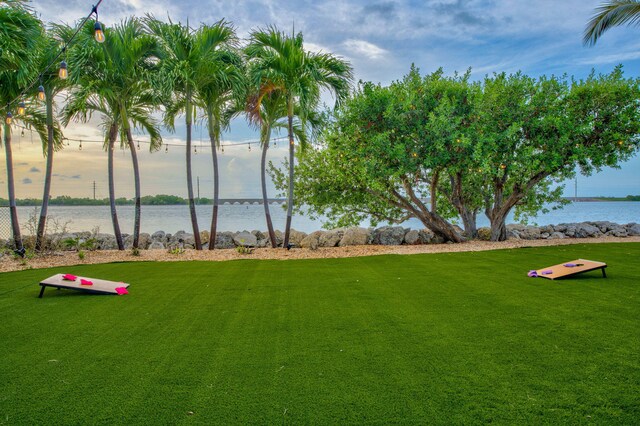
<box><xmin>125</xmin><ymin>127</ymin><xmax>141</xmax><ymax>249</ymax></box>
<box><xmin>261</xmin><ymin>131</ymin><xmax>277</xmax><ymax>248</ymax></box>
<box><xmin>36</xmin><ymin>91</ymin><xmax>55</xmax><ymax>252</ymax></box>
<box><xmin>208</xmin><ymin>113</ymin><xmax>218</xmax><ymax>250</ymax></box>
<box><xmin>186</xmin><ymin>98</ymin><xmax>202</xmax><ymax>250</ymax></box>
<box><xmin>4</xmin><ymin>122</ymin><xmax>23</xmax><ymax>252</ymax></box>
<box><xmin>417</xmin><ymin>210</ymin><xmax>464</xmax><ymax>243</ymax></box>
<box><xmin>108</xmin><ymin>124</ymin><xmax>124</xmax><ymax>250</ymax></box>
<box><xmin>489</xmin><ymin>214</ymin><xmax>508</xmax><ymax>241</ymax></box>
<box><xmin>460</xmin><ymin>209</ymin><xmax>477</xmax><ymax>239</ymax></box>
<box><xmin>283</xmin><ymin>102</ymin><xmax>295</xmax><ymax>248</ymax></box>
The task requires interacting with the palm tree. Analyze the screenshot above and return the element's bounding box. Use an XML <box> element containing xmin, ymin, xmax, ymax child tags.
<box><xmin>245</xmin><ymin>27</ymin><xmax>353</xmax><ymax>247</ymax></box>
<box><xmin>245</xmin><ymin>92</ymin><xmax>321</xmax><ymax>248</ymax></box>
<box><xmin>193</xmin><ymin>21</ymin><xmax>244</xmax><ymax>250</ymax></box>
<box><xmin>0</xmin><ymin>1</ymin><xmax>45</xmax><ymax>253</ymax></box>
<box><xmin>35</xmin><ymin>30</ymin><xmax>70</xmax><ymax>252</ymax></box>
<box><xmin>146</xmin><ymin>17</ymin><xmax>210</xmax><ymax>250</ymax></box>
<box><xmin>584</xmin><ymin>0</ymin><xmax>640</xmax><ymax>45</ymax></box>
<box><xmin>63</xmin><ymin>18</ymin><xmax>163</xmax><ymax>250</ymax></box>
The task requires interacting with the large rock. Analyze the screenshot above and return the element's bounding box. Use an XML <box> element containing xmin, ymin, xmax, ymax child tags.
<box><xmin>605</xmin><ymin>226</ymin><xmax>628</xmax><ymax>237</ymax></box>
<box><xmin>403</xmin><ymin>229</ymin><xmax>421</xmax><ymax>245</ymax></box>
<box><xmin>289</xmin><ymin>229</ymin><xmax>308</xmax><ymax>247</ymax></box>
<box><xmin>339</xmin><ymin>227</ymin><xmax>371</xmax><ymax>246</ymax></box>
<box><xmin>548</xmin><ymin>232</ymin><xmax>566</xmax><ymax>240</ymax></box>
<box><xmin>251</xmin><ymin>230</ymin><xmax>266</xmax><ymax>240</ymax></box>
<box><xmin>626</xmin><ymin>223</ymin><xmax>640</xmax><ymax>236</ymax></box>
<box><xmin>234</xmin><ymin>231</ymin><xmax>257</xmax><ymax>247</ymax></box>
<box><xmin>372</xmin><ymin>226</ymin><xmax>405</xmax><ymax>245</ymax></box>
<box><xmin>151</xmin><ymin>230</ymin><xmax>166</xmax><ymax>241</ymax></box>
<box><xmin>319</xmin><ymin>229</ymin><xmax>344</xmax><ymax>247</ymax></box>
<box><xmin>149</xmin><ymin>241</ymin><xmax>165</xmax><ymax>250</ymax></box>
<box><xmin>199</xmin><ymin>230</ymin><xmax>210</xmax><ymax>244</ymax></box>
<box><xmin>265</xmin><ymin>230</ymin><xmax>284</xmax><ymax>248</ymax></box>
<box><xmin>215</xmin><ymin>232</ymin><xmax>235</xmax><ymax>249</ymax></box>
<box><xmin>419</xmin><ymin>229</ymin><xmax>438</xmax><ymax>244</ymax></box>
<box><xmin>300</xmin><ymin>231</ymin><xmax>324</xmax><ymax>249</ymax></box>
<box><xmin>574</xmin><ymin>222</ymin><xmax>602</xmax><ymax>238</ymax></box>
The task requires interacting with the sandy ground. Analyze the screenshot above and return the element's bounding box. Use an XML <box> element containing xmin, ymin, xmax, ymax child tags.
<box><xmin>1</xmin><ymin>236</ymin><xmax>638</xmax><ymax>273</ymax></box>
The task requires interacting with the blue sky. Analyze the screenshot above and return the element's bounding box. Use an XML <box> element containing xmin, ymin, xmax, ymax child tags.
<box><xmin>2</xmin><ymin>0</ymin><xmax>639</xmax><ymax>199</ymax></box>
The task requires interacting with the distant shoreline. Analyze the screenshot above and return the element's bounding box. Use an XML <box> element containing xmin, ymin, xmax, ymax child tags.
<box><xmin>1</xmin><ymin>195</ymin><xmax>638</xmax><ymax>207</ymax></box>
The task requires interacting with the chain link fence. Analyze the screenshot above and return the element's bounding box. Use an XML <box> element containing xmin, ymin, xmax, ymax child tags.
<box><xmin>0</xmin><ymin>206</ymin><xmax>11</xmax><ymax>241</ymax></box>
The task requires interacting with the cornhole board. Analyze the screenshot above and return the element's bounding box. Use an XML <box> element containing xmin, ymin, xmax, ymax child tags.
<box><xmin>38</xmin><ymin>274</ymin><xmax>129</xmax><ymax>298</ymax></box>
<box><xmin>536</xmin><ymin>259</ymin><xmax>607</xmax><ymax>280</ymax></box>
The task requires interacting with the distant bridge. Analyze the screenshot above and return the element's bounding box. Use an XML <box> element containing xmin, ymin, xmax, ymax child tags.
<box><xmin>216</xmin><ymin>198</ymin><xmax>286</xmax><ymax>205</ymax></box>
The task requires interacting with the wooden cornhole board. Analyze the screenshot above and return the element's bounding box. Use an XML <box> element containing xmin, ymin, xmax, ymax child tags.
<box><xmin>536</xmin><ymin>259</ymin><xmax>607</xmax><ymax>280</ymax></box>
<box><xmin>38</xmin><ymin>274</ymin><xmax>129</xmax><ymax>298</ymax></box>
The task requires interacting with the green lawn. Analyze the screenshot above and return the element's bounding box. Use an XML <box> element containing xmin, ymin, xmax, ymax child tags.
<box><xmin>1</xmin><ymin>243</ymin><xmax>639</xmax><ymax>424</ymax></box>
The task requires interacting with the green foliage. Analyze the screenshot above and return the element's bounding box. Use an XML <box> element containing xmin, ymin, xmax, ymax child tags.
<box><xmin>131</xmin><ymin>247</ymin><xmax>141</xmax><ymax>256</ymax></box>
<box><xmin>1</xmin><ymin>243</ymin><xmax>639</xmax><ymax>423</ymax></box>
<box><xmin>63</xmin><ymin>236</ymin><xmax>97</xmax><ymax>252</ymax></box>
<box><xmin>235</xmin><ymin>240</ymin><xmax>253</xmax><ymax>254</ymax></box>
<box><xmin>167</xmin><ymin>246</ymin><xmax>185</xmax><ymax>255</ymax></box>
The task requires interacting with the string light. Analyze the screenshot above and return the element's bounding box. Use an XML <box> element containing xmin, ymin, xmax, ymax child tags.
<box><xmin>248</xmin><ymin>142</ymin><xmax>251</xmax><ymax>151</ymax></box>
<box><xmin>59</xmin><ymin>60</ymin><xmax>68</xmax><ymax>80</ymax></box>
<box><xmin>94</xmin><ymin>22</ymin><xmax>105</xmax><ymax>43</ymax></box>
<box><xmin>21</xmin><ymin>129</ymin><xmax>25</xmax><ymax>137</ymax></box>
<box><xmin>194</xmin><ymin>146</ymin><xmax>197</xmax><ymax>154</ymax></box>
<box><xmin>165</xmin><ymin>145</ymin><xmax>168</xmax><ymax>153</ymax></box>
<box><xmin>6</xmin><ymin>112</ymin><xmax>12</xmax><ymax>125</ymax></box>
<box><xmin>137</xmin><ymin>141</ymin><xmax>140</xmax><ymax>150</ymax></box>
<box><xmin>38</xmin><ymin>85</ymin><xmax>46</xmax><ymax>101</ymax></box>
<box><xmin>79</xmin><ymin>140</ymin><xmax>83</xmax><ymax>150</ymax></box>
<box><xmin>17</xmin><ymin>102</ymin><xmax>26</xmax><ymax>115</ymax></box>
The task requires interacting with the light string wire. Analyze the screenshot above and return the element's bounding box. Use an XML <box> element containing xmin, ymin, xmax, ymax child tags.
<box><xmin>6</xmin><ymin>0</ymin><xmax>104</xmax><ymax>113</ymax></box>
<box><xmin>11</xmin><ymin>122</ymin><xmax>288</xmax><ymax>149</ymax></box>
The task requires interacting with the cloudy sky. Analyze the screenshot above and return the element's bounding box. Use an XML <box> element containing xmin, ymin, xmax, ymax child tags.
<box><xmin>2</xmin><ymin>0</ymin><xmax>639</xmax><ymax>200</ymax></box>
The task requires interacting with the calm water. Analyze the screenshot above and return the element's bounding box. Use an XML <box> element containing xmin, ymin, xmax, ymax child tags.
<box><xmin>8</xmin><ymin>201</ymin><xmax>640</xmax><ymax>236</ymax></box>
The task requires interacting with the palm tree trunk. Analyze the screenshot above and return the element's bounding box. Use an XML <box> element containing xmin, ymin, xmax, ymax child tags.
<box><xmin>35</xmin><ymin>92</ymin><xmax>54</xmax><ymax>252</ymax></box>
<box><xmin>108</xmin><ymin>123</ymin><xmax>124</xmax><ymax>250</ymax></box>
<box><xmin>186</xmin><ymin>97</ymin><xmax>202</xmax><ymax>250</ymax></box>
<box><xmin>207</xmin><ymin>112</ymin><xmax>218</xmax><ymax>250</ymax></box>
<box><xmin>261</xmin><ymin>131</ymin><xmax>277</xmax><ymax>248</ymax></box>
<box><xmin>3</xmin><ymin>122</ymin><xmax>23</xmax><ymax>252</ymax></box>
<box><xmin>283</xmin><ymin>102</ymin><xmax>295</xmax><ymax>248</ymax></box>
<box><xmin>125</xmin><ymin>127</ymin><xmax>141</xmax><ymax>249</ymax></box>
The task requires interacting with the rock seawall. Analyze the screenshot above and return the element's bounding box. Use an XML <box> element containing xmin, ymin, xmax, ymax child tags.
<box><xmin>3</xmin><ymin>221</ymin><xmax>638</xmax><ymax>251</ymax></box>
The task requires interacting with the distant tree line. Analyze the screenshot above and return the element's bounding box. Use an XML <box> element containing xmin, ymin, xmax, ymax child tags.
<box><xmin>0</xmin><ymin>194</ymin><xmax>205</xmax><ymax>206</ymax></box>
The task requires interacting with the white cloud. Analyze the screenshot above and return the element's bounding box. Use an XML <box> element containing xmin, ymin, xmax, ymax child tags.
<box><xmin>342</xmin><ymin>39</ymin><xmax>388</xmax><ymax>60</ymax></box>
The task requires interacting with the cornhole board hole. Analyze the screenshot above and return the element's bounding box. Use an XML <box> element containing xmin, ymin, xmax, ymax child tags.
<box><xmin>38</xmin><ymin>274</ymin><xmax>130</xmax><ymax>298</ymax></box>
<box><xmin>536</xmin><ymin>259</ymin><xmax>607</xmax><ymax>280</ymax></box>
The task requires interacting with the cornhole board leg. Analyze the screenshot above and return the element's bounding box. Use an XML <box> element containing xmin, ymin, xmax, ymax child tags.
<box><xmin>38</xmin><ymin>284</ymin><xmax>46</xmax><ymax>298</ymax></box>
<box><xmin>601</xmin><ymin>267</ymin><xmax>607</xmax><ymax>278</ymax></box>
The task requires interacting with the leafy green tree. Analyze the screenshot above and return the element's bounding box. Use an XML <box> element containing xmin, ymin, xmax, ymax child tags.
<box><xmin>584</xmin><ymin>0</ymin><xmax>640</xmax><ymax>45</ymax></box>
<box><xmin>0</xmin><ymin>1</ymin><xmax>47</xmax><ymax>252</ymax></box>
<box><xmin>245</xmin><ymin>26</ymin><xmax>353</xmax><ymax>248</ymax></box>
<box><xmin>474</xmin><ymin>69</ymin><xmax>640</xmax><ymax>240</ymax></box>
<box><xmin>277</xmin><ymin>72</ymin><xmax>466</xmax><ymax>242</ymax></box>
<box><xmin>63</xmin><ymin>18</ymin><xmax>163</xmax><ymax>250</ymax></box>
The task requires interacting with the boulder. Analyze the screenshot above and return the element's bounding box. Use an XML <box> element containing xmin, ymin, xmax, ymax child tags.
<box><xmin>98</xmin><ymin>236</ymin><xmax>118</xmax><ymax>250</ymax></box>
<box><xmin>151</xmin><ymin>230</ymin><xmax>166</xmax><ymax>241</ymax></box>
<box><xmin>199</xmin><ymin>230</ymin><xmax>210</xmax><ymax>244</ymax></box>
<box><xmin>518</xmin><ymin>226</ymin><xmax>541</xmax><ymax>240</ymax></box>
<box><xmin>319</xmin><ymin>229</ymin><xmax>344</xmax><ymax>247</ymax></box>
<box><xmin>215</xmin><ymin>232</ymin><xmax>235</xmax><ymax>249</ymax></box>
<box><xmin>251</xmin><ymin>230</ymin><xmax>266</xmax><ymax>240</ymax></box>
<box><xmin>372</xmin><ymin>226</ymin><xmax>405</xmax><ymax>245</ymax></box>
<box><xmin>266</xmin><ymin>230</ymin><xmax>284</xmax><ymax>248</ymax></box>
<box><xmin>234</xmin><ymin>231</ymin><xmax>257</xmax><ymax>247</ymax></box>
<box><xmin>300</xmin><ymin>231</ymin><xmax>324</xmax><ymax>249</ymax></box>
<box><xmin>574</xmin><ymin>222</ymin><xmax>601</xmax><ymax>238</ymax></box>
<box><xmin>289</xmin><ymin>229</ymin><xmax>308</xmax><ymax>247</ymax></box>
<box><xmin>139</xmin><ymin>233</ymin><xmax>151</xmax><ymax>249</ymax></box>
<box><xmin>605</xmin><ymin>227</ymin><xmax>628</xmax><ymax>237</ymax></box>
<box><xmin>626</xmin><ymin>223</ymin><xmax>640</xmax><ymax>236</ymax></box>
<box><xmin>403</xmin><ymin>229</ymin><xmax>421</xmax><ymax>245</ymax></box>
<box><xmin>548</xmin><ymin>232</ymin><xmax>566</xmax><ymax>240</ymax></box>
<box><xmin>149</xmin><ymin>241</ymin><xmax>165</xmax><ymax>250</ymax></box>
<box><xmin>476</xmin><ymin>227</ymin><xmax>491</xmax><ymax>241</ymax></box>
<box><xmin>339</xmin><ymin>227</ymin><xmax>371</xmax><ymax>246</ymax></box>
<box><xmin>419</xmin><ymin>229</ymin><xmax>438</xmax><ymax>244</ymax></box>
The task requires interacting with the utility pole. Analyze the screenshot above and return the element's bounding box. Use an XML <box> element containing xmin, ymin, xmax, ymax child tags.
<box><xmin>93</xmin><ymin>181</ymin><xmax>96</xmax><ymax>200</ymax></box>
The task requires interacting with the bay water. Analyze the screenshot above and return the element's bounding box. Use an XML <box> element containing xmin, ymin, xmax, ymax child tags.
<box><xmin>9</xmin><ymin>201</ymin><xmax>640</xmax><ymax>237</ymax></box>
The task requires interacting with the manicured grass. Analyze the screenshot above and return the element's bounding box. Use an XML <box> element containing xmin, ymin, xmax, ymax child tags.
<box><xmin>1</xmin><ymin>243</ymin><xmax>639</xmax><ymax>424</ymax></box>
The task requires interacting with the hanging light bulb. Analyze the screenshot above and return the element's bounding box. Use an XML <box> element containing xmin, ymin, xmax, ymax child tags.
<box><xmin>248</xmin><ymin>142</ymin><xmax>251</xmax><ymax>151</ymax></box>
<box><xmin>17</xmin><ymin>102</ymin><xmax>26</xmax><ymax>115</ymax></box>
<box><xmin>221</xmin><ymin>146</ymin><xmax>224</xmax><ymax>153</ymax></box>
<box><xmin>21</xmin><ymin>129</ymin><xmax>25</xmax><ymax>137</ymax></box>
<box><xmin>165</xmin><ymin>145</ymin><xmax>168</xmax><ymax>153</ymax></box>
<box><xmin>79</xmin><ymin>140</ymin><xmax>83</xmax><ymax>151</ymax></box>
<box><xmin>194</xmin><ymin>146</ymin><xmax>197</xmax><ymax>154</ymax></box>
<box><xmin>59</xmin><ymin>61</ymin><xmax>68</xmax><ymax>79</ymax></box>
<box><xmin>6</xmin><ymin>112</ymin><xmax>12</xmax><ymax>125</ymax></box>
<box><xmin>38</xmin><ymin>85</ymin><xmax>46</xmax><ymax>101</ymax></box>
<box><xmin>137</xmin><ymin>142</ymin><xmax>140</xmax><ymax>150</ymax></box>
<box><xmin>94</xmin><ymin>21</ymin><xmax>105</xmax><ymax>43</ymax></box>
